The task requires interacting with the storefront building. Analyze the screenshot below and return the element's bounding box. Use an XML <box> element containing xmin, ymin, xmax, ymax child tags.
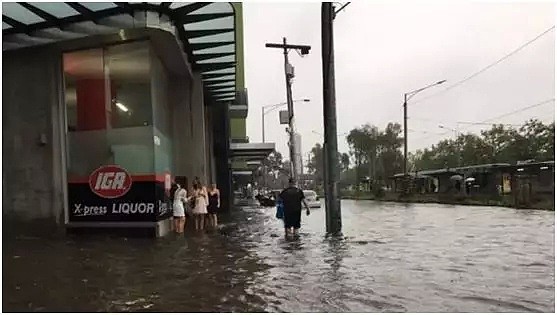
<box><xmin>2</xmin><ymin>2</ymin><xmax>273</xmax><ymax>235</ymax></box>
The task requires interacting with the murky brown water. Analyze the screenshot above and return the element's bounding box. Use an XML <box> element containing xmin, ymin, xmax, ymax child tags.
<box><xmin>3</xmin><ymin>200</ymin><xmax>555</xmax><ymax>312</ymax></box>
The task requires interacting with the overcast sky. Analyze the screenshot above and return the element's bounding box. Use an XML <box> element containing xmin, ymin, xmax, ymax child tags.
<box><xmin>243</xmin><ymin>1</ymin><xmax>555</xmax><ymax>162</ymax></box>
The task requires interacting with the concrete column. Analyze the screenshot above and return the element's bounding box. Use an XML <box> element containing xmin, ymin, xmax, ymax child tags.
<box><xmin>212</xmin><ymin>104</ymin><xmax>232</xmax><ymax>211</ymax></box>
<box><xmin>2</xmin><ymin>48</ymin><xmax>61</xmax><ymax>222</ymax></box>
<box><xmin>170</xmin><ymin>77</ymin><xmax>193</xmax><ymax>179</ymax></box>
<box><xmin>205</xmin><ymin>105</ymin><xmax>217</xmax><ymax>185</ymax></box>
<box><xmin>190</xmin><ymin>72</ymin><xmax>208</xmax><ymax>184</ymax></box>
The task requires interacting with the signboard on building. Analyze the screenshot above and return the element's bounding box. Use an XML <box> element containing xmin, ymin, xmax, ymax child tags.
<box><xmin>68</xmin><ymin>165</ymin><xmax>171</xmax><ymax>222</ymax></box>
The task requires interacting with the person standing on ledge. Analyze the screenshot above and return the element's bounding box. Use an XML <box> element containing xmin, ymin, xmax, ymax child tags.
<box><xmin>279</xmin><ymin>178</ymin><xmax>310</xmax><ymax>237</ymax></box>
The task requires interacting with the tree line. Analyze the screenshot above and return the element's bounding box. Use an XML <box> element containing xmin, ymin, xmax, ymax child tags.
<box><xmin>304</xmin><ymin>119</ymin><xmax>554</xmax><ymax>189</ymax></box>
<box><xmin>255</xmin><ymin>119</ymin><xmax>554</xmax><ymax>190</ymax></box>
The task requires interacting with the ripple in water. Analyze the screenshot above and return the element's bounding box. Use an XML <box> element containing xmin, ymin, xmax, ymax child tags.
<box><xmin>2</xmin><ymin>200</ymin><xmax>555</xmax><ymax>312</ymax></box>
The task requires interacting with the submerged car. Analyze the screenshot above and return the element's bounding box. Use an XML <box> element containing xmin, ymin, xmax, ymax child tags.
<box><xmin>303</xmin><ymin>190</ymin><xmax>321</xmax><ymax>208</ymax></box>
<box><xmin>257</xmin><ymin>193</ymin><xmax>276</xmax><ymax>207</ymax></box>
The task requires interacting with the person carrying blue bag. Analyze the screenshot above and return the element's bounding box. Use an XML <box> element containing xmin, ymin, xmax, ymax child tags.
<box><xmin>275</xmin><ymin>196</ymin><xmax>284</xmax><ymax>220</ymax></box>
<box><xmin>278</xmin><ymin>178</ymin><xmax>310</xmax><ymax>237</ymax></box>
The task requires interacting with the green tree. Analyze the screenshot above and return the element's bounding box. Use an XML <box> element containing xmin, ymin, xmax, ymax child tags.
<box><xmin>346</xmin><ymin>123</ymin><xmax>404</xmax><ymax>188</ymax></box>
<box><xmin>340</xmin><ymin>153</ymin><xmax>350</xmax><ymax>172</ymax></box>
<box><xmin>307</xmin><ymin>143</ymin><xmax>324</xmax><ymax>185</ymax></box>
<box><xmin>412</xmin><ymin>119</ymin><xmax>555</xmax><ymax>170</ymax></box>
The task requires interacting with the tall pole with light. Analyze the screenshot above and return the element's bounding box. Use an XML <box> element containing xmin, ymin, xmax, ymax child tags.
<box><xmin>260</xmin><ymin>99</ymin><xmax>309</xmax><ymax>190</ymax></box>
<box><xmin>261</xmin><ymin>99</ymin><xmax>310</xmax><ymax>143</ymax></box>
<box><xmin>403</xmin><ymin>80</ymin><xmax>447</xmax><ymax>178</ymax></box>
<box><xmin>439</xmin><ymin>124</ymin><xmax>462</xmax><ymax>167</ymax></box>
<box><xmin>265</xmin><ymin>39</ymin><xmax>311</xmax><ymax>186</ymax></box>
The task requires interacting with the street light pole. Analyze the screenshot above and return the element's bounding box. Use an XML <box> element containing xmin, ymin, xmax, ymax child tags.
<box><xmin>403</xmin><ymin>80</ymin><xmax>446</xmax><ymax>177</ymax></box>
<box><xmin>262</xmin><ymin>106</ymin><xmax>266</xmax><ymax>143</ymax></box>
<box><xmin>439</xmin><ymin>124</ymin><xmax>462</xmax><ymax>167</ymax></box>
<box><xmin>265</xmin><ymin>39</ymin><xmax>311</xmax><ymax>185</ymax></box>
<box><xmin>403</xmin><ymin>93</ymin><xmax>408</xmax><ymax>177</ymax></box>
<box><xmin>261</xmin><ymin>99</ymin><xmax>310</xmax><ymax>144</ymax></box>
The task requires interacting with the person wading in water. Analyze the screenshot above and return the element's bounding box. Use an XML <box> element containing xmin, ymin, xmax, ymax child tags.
<box><xmin>279</xmin><ymin>178</ymin><xmax>310</xmax><ymax>237</ymax></box>
<box><xmin>207</xmin><ymin>184</ymin><xmax>220</xmax><ymax>229</ymax></box>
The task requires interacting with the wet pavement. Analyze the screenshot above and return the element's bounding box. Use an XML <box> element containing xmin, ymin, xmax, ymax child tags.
<box><xmin>3</xmin><ymin>200</ymin><xmax>555</xmax><ymax>312</ymax></box>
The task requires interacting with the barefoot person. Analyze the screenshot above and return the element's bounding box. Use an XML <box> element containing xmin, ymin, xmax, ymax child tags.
<box><xmin>279</xmin><ymin>178</ymin><xmax>310</xmax><ymax>236</ymax></box>
<box><xmin>171</xmin><ymin>183</ymin><xmax>188</xmax><ymax>234</ymax></box>
<box><xmin>191</xmin><ymin>181</ymin><xmax>208</xmax><ymax>231</ymax></box>
<box><xmin>207</xmin><ymin>184</ymin><xmax>220</xmax><ymax>228</ymax></box>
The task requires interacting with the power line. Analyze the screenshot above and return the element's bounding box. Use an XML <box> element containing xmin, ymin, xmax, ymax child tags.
<box><xmin>469</xmin><ymin>98</ymin><xmax>555</xmax><ymax>125</ymax></box>
<box><xmin>411</xmin><ymin>98</ymin><xmax>555</xmax><ymax>143</ymax></box>
<box><xmin>413</xmin><ymin>25</ymin><xmax>555</xmax><ymax>105</ymax></box>
<box><xmin>410</xmin><ymin>116</ymin><xmax>523</xmax><ymax>127</ymax></box>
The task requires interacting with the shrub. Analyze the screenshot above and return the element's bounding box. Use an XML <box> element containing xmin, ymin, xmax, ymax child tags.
<box><xmin>372</xmin><ymin>185</ymin><xmax>385</xmax><ymax>198</ymax></box>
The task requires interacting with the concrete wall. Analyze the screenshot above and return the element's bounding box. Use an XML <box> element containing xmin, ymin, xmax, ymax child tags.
<box><xmin>170</xmin><ymin>77</ymin><xmax>194</xmax><ymax>180</ymax></box>
<box><xmin>205</xmin><ymin>105</ymin><xmax>217</xmax><ymax>185</ymax></box>
<box><xmin>170</xmin><ymin>74</ymin><xmax>216</xmax><ymax>187</ymax></box>
<box><xmin>189</xmin><ymin>72</ymin><xmax>209</xmax><ymax>184</ymax></box>
<box><xmin>2</xmin><ymin>48</ymin><xmax>66</xmax><ymax>222</ymax></box>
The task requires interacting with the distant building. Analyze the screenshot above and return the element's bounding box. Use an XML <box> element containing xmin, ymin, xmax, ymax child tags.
<box><xmin>294</xmin><ymin>133</ymin><xmax>303</xmax><ymax>175</ymax></box>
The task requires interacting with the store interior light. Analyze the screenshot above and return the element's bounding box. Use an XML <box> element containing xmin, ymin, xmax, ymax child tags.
<box><xmin>540</xmin><ymin>166</ymin><xmax>549</xmax><ymax>170</ymax></box>
<box><xmin>115</xmin><ymin>102</ymin><xmax>129</xmax><ymax>112</ymax></box>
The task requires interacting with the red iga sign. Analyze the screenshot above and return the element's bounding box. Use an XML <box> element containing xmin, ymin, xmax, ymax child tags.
<box><xmin>88</xmin><ymin>165</ymin><xmax>132</xmax><ymax>199</ymax></box>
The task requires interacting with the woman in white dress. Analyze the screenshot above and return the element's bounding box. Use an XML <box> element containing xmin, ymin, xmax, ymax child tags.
<box><xmin>191</xmin><ymin>181</ymin><xmax>208</xmax><ymax>231</ymax></box>
<box><xmin>171</xmin><ymin>183</ymin><xmax>188</xmax><ymax>234</ymax></box>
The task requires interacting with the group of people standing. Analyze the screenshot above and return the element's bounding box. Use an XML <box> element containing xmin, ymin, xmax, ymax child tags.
<box><xmin>171</xmin><ymin>177</ymin><xmax>220</xmax><ymax>234</ymax></box>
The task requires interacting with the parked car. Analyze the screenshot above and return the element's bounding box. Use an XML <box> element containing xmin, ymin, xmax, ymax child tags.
<box><xmin>303</xmin><ymin>190</ymin><xmax>321</xmax><ymax>208</ymax></box>
<box><xmin>256</xmin><ymin>192</ymin><xmax>276</xmax><ymax>207</ymax></box>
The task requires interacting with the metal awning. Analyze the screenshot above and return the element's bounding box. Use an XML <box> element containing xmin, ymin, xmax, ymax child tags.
<box><xmin>231</xmin><ymin>170</ymin><xmax>252</xmax><ymax>176</ymax></box>
<box><xmin>2</xmin><ymin>2</ymin><xmax>238</xmax><ymax>103</ymax></box>
<box><xmin>229</xmin><ymin>104</ymin><xmax>248</xmax><ymax>118</ymax></box>
<box><xmin>230</xmin><ymin>142</ymin><xmax>275</xmax><ymax>160</ymax></box>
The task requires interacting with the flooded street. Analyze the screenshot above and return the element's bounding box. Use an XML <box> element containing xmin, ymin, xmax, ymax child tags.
<box><xmin>3</xmin><ymin>200</ymin><xmax>555</xmax><ymax>312</ymax></box>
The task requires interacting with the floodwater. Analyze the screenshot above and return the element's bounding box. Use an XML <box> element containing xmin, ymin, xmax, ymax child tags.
<box><xmin>3</xmin><ymin>200</ymin><xmax>555</xmax><ymax>312</ymax></box>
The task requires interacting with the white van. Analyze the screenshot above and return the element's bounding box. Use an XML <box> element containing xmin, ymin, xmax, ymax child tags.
<box><xmin>303</xmin><ymin>190</ymin><xmax>321</xmax><ymax>208</ymax></box>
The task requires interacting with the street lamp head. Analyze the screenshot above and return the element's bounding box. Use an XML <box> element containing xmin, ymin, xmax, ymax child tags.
<box><xmin>303</xmin><ymin>99</ymin><xmax>310</xmax><ymax>102</ymax></box>
<box><xmin>437</xmin><ymin>80</ymin><xmax>447</xmax><ymax>85</ymax></box>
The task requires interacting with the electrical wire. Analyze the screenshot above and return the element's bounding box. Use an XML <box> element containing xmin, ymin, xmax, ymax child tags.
<box><xmin>411</xmin><ymin>98</ymin><xmax>555</xmax><ymax>143</ymax></box>
<box><xmin>412</xmin><ymin>25</ymin><xmax>555</xmax><ymax>105</ymax></box>
<box><xmin>471</xmin><ymin>98</ymin><xmax>554</xmax><ymax>125</ymax></box>
<box><xmin>409</xmin><ymin>116</ymin><xmax>523</xmax><ymax>127</ymax></box>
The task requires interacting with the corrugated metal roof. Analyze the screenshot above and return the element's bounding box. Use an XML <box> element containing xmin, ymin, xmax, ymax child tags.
<box><xmin>2</xmin><ymin>2</ymin><xmax>238</xmax><ymax>103</ymax></box>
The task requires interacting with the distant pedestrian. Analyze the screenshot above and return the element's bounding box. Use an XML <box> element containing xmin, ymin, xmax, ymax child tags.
<box><xmin>279</xmin><ymin>178</ymin><xmax>310</xmax><ymax>236</ymax></box>
<box><xmin>207</xmin><ymin>183</ymin><xmax>220</xmax><ymax>228</ymax></box>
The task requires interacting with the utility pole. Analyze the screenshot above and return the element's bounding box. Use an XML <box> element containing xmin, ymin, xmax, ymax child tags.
<box><xmin>265</xmin><ymin>38</ymin><xmax>311</xmax><ymax>186</ymax></box>
<box><xmin>322</xmin><ymin>2</ymin><xmax>341</xmax><ymax>234</ymax></box>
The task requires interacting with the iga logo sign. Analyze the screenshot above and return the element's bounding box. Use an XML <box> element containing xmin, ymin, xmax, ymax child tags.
<box><xmin>89</xmin><ymin>165</ymin><xmax>132</xmax><ymax>199</ymax></box>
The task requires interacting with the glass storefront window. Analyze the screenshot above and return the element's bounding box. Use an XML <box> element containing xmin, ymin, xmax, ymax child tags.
<box><xmin>64</xmin><ymin>48</ymin><xmax>106</xmax><ymax>132</ymax></box>
<box><xmin>63</xmin><ymin>41</ymin><xmax>155</xmax><ymax>179</ymax></box>
<box><xmin>151</xmin><ymin>48</ymin><xmax>173</xmax><ymax>174</ymax></box>
<box><xmin>106</xmin><ymin>42</ymin><xmax>152</xmax><ymax>129</ymax></box>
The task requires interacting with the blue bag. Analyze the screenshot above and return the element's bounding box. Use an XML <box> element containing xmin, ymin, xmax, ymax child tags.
<box><xmin>275</xmin><ymin>199</ymin><xmax>284</xmax><ymax>219</ymax></box>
